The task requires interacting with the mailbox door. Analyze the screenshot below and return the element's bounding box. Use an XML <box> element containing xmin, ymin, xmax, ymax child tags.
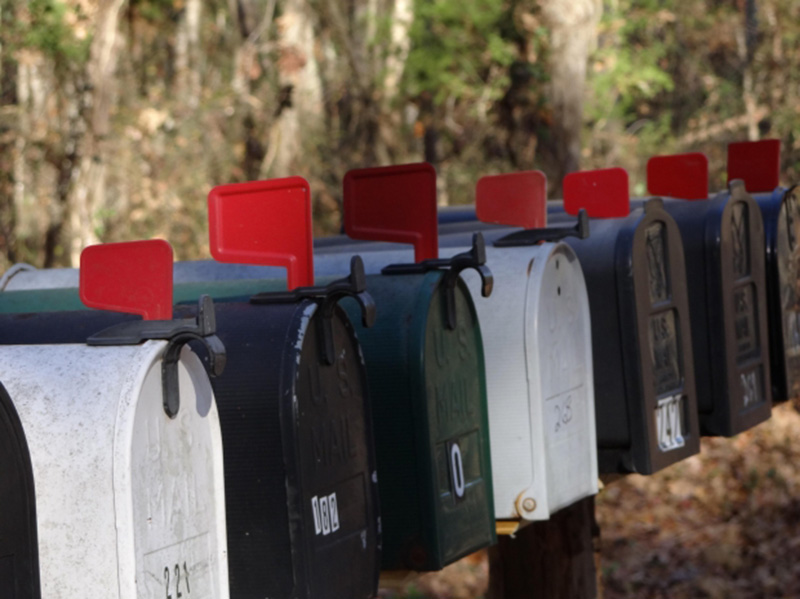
<box><xmin>416</xmin><ymin>274</ymin><xmax>495</xmax><ymax>568</ymax></box>
<box><xmin>126</xmin><ymin>345</ymin><xmax>229</xmax><ymax>599</ymax></box>
<box><xmin>341</xmin><ymin>271</ymin><xmax>495</xmax><ymax>571</ymax></box>
<box><xmin>526</xmin><ymin>243</ymin><xmax>597</xmax><ymax>516</ymax></box>
<box><xmin>626</xmin><ymin>206</ymin><xmax>701</xmax><ymax>472</ymax></box>
<box><xmin>455</xmin><ymin>243</ymin><xmax>597</xmax><ymax>521</ymax></box>
<box><xmin>291</xmin><ymin>304</ymin><xmax>380</xmax><ymax>599</ymax></box>
<box><xmin>713</xmin><ymin>192</ymin><xmax>772</xmax><ymax>432</ymax></box>
<box><xmin>0</xmin><ymin>382</ymin><xmax>40</xmax><ymax>599</ymax></box>
<box><xmin>757</xmin><ymin>187</ymin><xmax>800</xmax><ymax>402</ymax></box>
<box><xmin>0</xmin><ymin>343</ymin><xmax>229</xmax><ymax>599</ymax></box>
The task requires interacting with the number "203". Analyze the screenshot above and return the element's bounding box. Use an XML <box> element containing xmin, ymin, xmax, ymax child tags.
<box><xmin>164</xmin><ymin>562</ymin><xmax>190</xmax><ymax>598</ymax></box>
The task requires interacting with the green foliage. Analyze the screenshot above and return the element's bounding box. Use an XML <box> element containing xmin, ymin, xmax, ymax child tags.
<box><xmin>404</xmin><ymin>0</ymin><xmax>517</xmax><ymax>105</ymax></box>
<box><xmin>23</xmin><ymin>0</ymin><xmax>91</xmax><ymax>66</ymax></box>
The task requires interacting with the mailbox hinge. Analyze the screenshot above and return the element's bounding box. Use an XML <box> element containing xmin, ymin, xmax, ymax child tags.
<box><xmin>250</xmin><ymin>256</ymin><xmax>377</xmax><ymax>365</ymax></box>
<box><xmin>380</xmin><ymin>233</ymin><xmax>494</xmax><ymax>330</ymax></box>
<box><xmin>493</xmin><ymin>209</ymin><xmax>590</xmax><ymax>247</ymax></box>
<box><xmin>86</xmin><ymin>295</ymin><xmax>227</xmax><ymax>419</ymax></box>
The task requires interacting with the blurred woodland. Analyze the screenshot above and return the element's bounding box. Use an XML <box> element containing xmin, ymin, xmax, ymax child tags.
<box><xmin>1</xmin><ymin>0</ymin><xmax>799</xmax><ymax>270</ymax></box>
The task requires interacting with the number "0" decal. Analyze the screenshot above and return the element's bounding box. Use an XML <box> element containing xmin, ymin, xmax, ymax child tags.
<box><xmin>449</xmin><ymin>441</ymin><xmax>466</xmax><ymax>502</ymax></box>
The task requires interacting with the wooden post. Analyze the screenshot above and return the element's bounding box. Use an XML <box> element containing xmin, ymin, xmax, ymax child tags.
<box><xmin>488</xmin><ymin>497</ymin><xmax>599</xmax><ymax>599</ymax></box>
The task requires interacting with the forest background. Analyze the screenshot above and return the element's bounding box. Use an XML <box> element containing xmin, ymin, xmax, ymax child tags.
<box><xmin>1</xmin><ymin>0</ymin><xmax>799</xmax><ymax>270</ymax></box>
<box><xmin>3</xmin><ymin>2</ymin><xmax>800</xmax><ymax>597</ymax></box>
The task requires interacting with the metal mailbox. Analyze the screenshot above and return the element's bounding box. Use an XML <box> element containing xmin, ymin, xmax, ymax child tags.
<box><xmin>201</xmin><ymin>178</ymin><xmax>382</xmax><ymax>599</ymax></box>
<box><xmin>728</xmin><ymin>139</ymin><xmax>800</xmax><ymax>403</ymax></box>
<box><xmin>552</xmin><ymin>169</ymin><xmax>701</xmax><ymax>474</ymax></box>
<box><xmin>0</xmin><ymin>240</ymin><xmax>230</xmax><ymax>598</ymax></box>
<box><xmin>313</xmin><ymin>164</ymin><xmax>497</xmax><ymax>570</ymax></box>
<box><xmin>646</xmin><ymin>152</ymin><xmax>773</xmax><ymax>434</ymax></box>
<box><xmin>0</xmin><ymin>380</ymin><xmax>40</xmax><ymax>599</ymax></box>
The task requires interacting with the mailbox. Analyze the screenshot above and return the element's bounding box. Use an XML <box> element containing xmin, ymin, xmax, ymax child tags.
<box><xmin>308</xmin><ymin>164</ymin><xmax>496</xmax><ymax>569</ymax></box>
<box><xmin>0</xmin><ymin>381</ymin><xmax>40</xmax><ymax>599</ymax></box>
<box><xmin>0</xmin><ymin>240</ymin><xmax>230</xmax><ymax>598</ymax></box>
<box><xmin>546</xmin><ymin>169</ymin><xmax>700</xmax><ymax>474</ymax></box>
<box><xmin>646</xmin><ymin>152</ymin><xmax>773</xmax><ymax>434</ymax></box>
<box><xmin>727</xmin><ymin>139</ymin><xmax>800</xmax><ymax>403</ymax></box>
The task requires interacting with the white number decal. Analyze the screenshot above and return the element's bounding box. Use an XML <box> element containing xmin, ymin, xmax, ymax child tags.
<box><xmin>656</xmin><ymin>395</ymin><xmax>685</xmax><ymax>452</ymax></box>
<box><xmin>450</xmin><ymin>443</ymin><xmax>466</xmax><ymax>499</ymax></box>
<box><xmin>311</xmin><ymin>492</ymin><xmax>340</xmax><ymax>536</ymax></box>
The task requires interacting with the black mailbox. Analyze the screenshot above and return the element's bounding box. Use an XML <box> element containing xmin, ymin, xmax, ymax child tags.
<box><xmin>549</xmin><ymin>168</ymin><xmax>701</xmax><ymax>474</ymax></box>
<box><xmin>0</xmin><ymin>381</ymin><xmax>40</xmax><ymax>599</ymax></box>
<box><xmin>202</xmin><ymin>178</ymin><xmax>382</xmax><ymax>598</ymax></box>
<box><xmin>728</xmin><ymin>139</ymin><xmax>800</xmax><ymax>403</ymax></box>
<box><xmin>645</xmin><ymin>152</ymin><xmax>773</xmax><ymax>435</ymax></box>
<box><xmin>755</xmin><ymin>185</ymin><xmax>800</xmax><ymax>402</ymax></box>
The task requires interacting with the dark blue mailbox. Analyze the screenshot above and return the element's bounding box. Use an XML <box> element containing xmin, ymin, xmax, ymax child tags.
<box><xmin>728</xmin><ymin>139</ymin><xmax>800</xmax><ymax>403</ymax></box>
<box><xmin>646</xmin><ymin>151</ymin><xmax>773</xmax><ymax>435</ymax></box>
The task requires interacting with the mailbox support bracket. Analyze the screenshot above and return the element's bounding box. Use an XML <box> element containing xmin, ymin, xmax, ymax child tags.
<box><xmin>493</xmin><ymin>209</ymin><xmax>590</xmax><ymax>247</ymax></box>
<box><xmin>380</xmin><ymin>233</ymin><xmax>494</xmax><ymax>330</ymax></box>
<box><xmin>86</xmin><ymin>295</ymin><xmax>227</xmax><ymax>418</ymax></box>
<box><xmin>250</xmin><ymin>256</ymin><xmax>377</xmax><ymax>365</ymax></box>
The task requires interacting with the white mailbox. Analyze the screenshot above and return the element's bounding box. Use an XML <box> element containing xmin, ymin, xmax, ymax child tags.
<box><xmin>0</xmin><ymin>240</ymin><xmax>229</xmax><ymax>599</ymax></box>
<box><xmin>314</xmin><ymin>170</ymin><xmax>598</xmax><ymax>524</ymax></box>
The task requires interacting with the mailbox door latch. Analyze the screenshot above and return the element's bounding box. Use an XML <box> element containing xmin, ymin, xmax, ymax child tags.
<box><xmin>494</xmin><ymin>209</ymin><xmax>590</xmax><ymax>247</ymax></box>
<box><xmin>381</xmin><ymin>233</ymin><xmax>494</xmax><ymax>330</ymax></box>
<box><xmin>250</xmin><ymin>256</ymin><xmax>377</xmax><ymax>365</ymax></box>
<box><xmin>86</xmin><ymin>295</ymin><xmax>227</xmax><ymax>418</ymax></box>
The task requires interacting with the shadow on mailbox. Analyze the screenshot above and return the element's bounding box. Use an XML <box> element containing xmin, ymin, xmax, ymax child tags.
<box><xmin>0</xmin><ymin>240</ymin><xmax>230</xmax><ymax>598</ymax></box>
<box><xmin>0</xmin><ymin>381</ymin><xmax>40</xmax><ymax>599</ymax></box>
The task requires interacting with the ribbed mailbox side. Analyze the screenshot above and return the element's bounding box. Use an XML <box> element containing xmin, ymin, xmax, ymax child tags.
<box><xmin>0</xmin><ymin>342</ymin><xmax>229</xmax><ymax>599</ymax></box>
<box><xmin>0</xmin><ymin>381</ymin><xmax>40</xmax><ymax>599</ymax></box>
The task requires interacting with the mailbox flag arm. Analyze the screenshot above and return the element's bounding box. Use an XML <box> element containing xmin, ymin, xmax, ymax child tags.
<box><xmin>251</xmin><ymin>256</ymin><xmax>377</xmax><ymax>364</ymax></box>
<box><xmin>494</xmin><ymin>209</ymin><xmax>590</xmax><ymax>247</ymax></box>
<box><xmin>381</xmin><ymin>233</ymin><xmax>494</xmax><ymax>330</ymax></box>
<box><xmin>87</xmin><ymin>295</ymin><xmax>227</xmax><ymax>418</ymax></box>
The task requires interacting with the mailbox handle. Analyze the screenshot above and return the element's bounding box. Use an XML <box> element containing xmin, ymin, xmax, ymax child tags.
<box><xmin>381</xmin><ymin>233</ymin><xmax>494</xmax><ymax>330</ymax></box>
<box><xmin>250</xmin><ymin>256</ymin><xmax>377</xmax><ymax>364</ymax></box>
<box><xmin>87</xmin><ymin>295</ymin><xmax>227</xmax><ymax>419</ymax></box>
<box><xmin>493</xmin><ymin>209</ymin><xmax>590</xmax><ymax>247</ymax></box>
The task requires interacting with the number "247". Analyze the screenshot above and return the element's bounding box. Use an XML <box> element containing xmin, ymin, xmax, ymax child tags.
<box><xmin>164</xmin><ymin>562</ymin><xmax>190</xmax><ymax>598</ymax></box>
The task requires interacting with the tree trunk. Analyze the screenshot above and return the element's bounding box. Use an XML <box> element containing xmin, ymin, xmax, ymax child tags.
<box><xmin>69</xmin><ymin>0</ymin><xmax>126</xmax><ymax>265</ymax></box>
<box><xmin>0</xmin><ymin>0</ymin><xmax>18</xmax><ymax>266</ymax></box>
<box><xmin>262</xmin><ymin>0</ymin><xmax>323</xmax><ymax>178</ymax></box>
<box><xmin>539</xmin><ymin>0</ymin><xmax>602</xmax><ymax>195</ymax></box>
<box><xmin>488</xmin><ymin>497</ymin><xmax>600</xmax><ymax>599</ymax></box>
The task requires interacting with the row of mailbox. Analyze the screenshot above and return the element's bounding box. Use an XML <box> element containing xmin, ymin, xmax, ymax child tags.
<box><xmin>0</xmin><ymin>139</ymin><xmax>795</xmax><ymax>598</ymax></box>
